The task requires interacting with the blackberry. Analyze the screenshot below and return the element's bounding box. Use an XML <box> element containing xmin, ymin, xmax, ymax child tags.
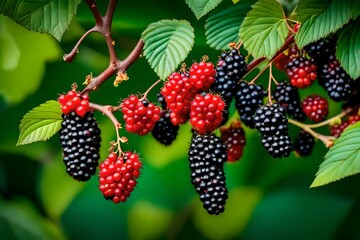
<box><xmin>286</xmin><ymin>56</ymin><xmax>317</xmax><ymax>88</ymax></box>
<box><xmin>304</xmin><ymin>38</ymin><xmax>334</xmax><ymax>63</ymax></box>
<box><xmin>293</xmin><ymin>130</ymin><xmax>315</xmax><ymax>157</ymax></box>
<box><xmin>273</xmin><ymin>82</ymin><xmax>306</xmax><ymax>121</ymax></box>
<box><xmin>302</xmin><ymin>95</ymin><xmax>328</xmax><ymax>122</ymax></box>
<box><xmin>234</xmin><ymin>81</ymin><xmax>265</xmax><ymax>128</ymax></box>
<box><xmin>151</xmin><ymin>110</ymin><xmax>179</xmax><ymax>145</ymax></box>
<box><xmin>188</xmin><ymin>134</ymin><xmax>228</xmax><ymax>215</ymax></box>
<box><xmin>59</xmin><ymin>111</ymin><xmax>101</xmax><ymax>181</ymax></box>
<box><xmin>222</xmin><ymin>48</ymin><xmax>247</xmax><ymax>81</ymax></box>
<box><xmin>157</xmin><ymin>93</ymin><xmax>167</xmax><ymax>109</ymax></box>
<box><xmin>220</xmin><ymin>120</ymin><xmax>246</xmax><ymax>162</ymax></box>
<box><xmin>343</xmin><ymin>79</ymin><xmax>360</xmax><ymax>108</ymax></box>
<box><xmin>319</xmin><ymin>54</ymin><xmax>353</xmax><ymax>102</ymax></box>
<box><xmin>254</xmin><ymin>103</ymin><xmax>293</xmax><ymax>158</ymax></box>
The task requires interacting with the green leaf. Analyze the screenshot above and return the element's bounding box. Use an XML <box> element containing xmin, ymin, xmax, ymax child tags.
<box><xmin>239</xmin><ymin>0</ymin><xmax>289</xmax><ymax>60</ymax></box>
<box><xmin>311</xmin><ymin>122</ymin><xmax>360</xmax><ymax>188</ymax></box>
<box><xmin>17</xmin><ymin>100</ymin><xmax>62</xmax><ymax>146</ymax></box>
<box><xmin>0</xmin><ymin>15</ymin><xmax>60</xmax><ymax>105</ymax></box>
<box><xmin>0</xmin><ymin>0</ymin><xmax>82</xmax><ymax>41</ymax></box>
<box><xmin>296</xmin><ymin>0</ymin><xmax>329</xmax><ymax>23</ymax></box>
<box><xmin>142</xmin><ymin>19</ymin><xmax>194</xmax><ymax>80</ymax></box>
<box><xmin>295</xmin><ymin>0</ymin><xmax>360</xmax><ymax>49</ymax></box>
<box><xmin>185</xmin><ymin>0</ymin><xmax>223</xmax><ymax>20</ymax></box>
<box><xmin>336</xmin><ymin>19</ymin><xmax>360</xmax><ymax>80</ymax></box>
<box><xmin>205</xmin><ymin>0</ymin><xmax>255</xmax><ymax>50</ymax></box>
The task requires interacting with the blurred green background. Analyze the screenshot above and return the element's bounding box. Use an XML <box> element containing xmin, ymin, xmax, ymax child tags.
<box><xmin>1</xmin><ymin>0</ymin><xmax>360</xmax><ymax>239</ymax></box>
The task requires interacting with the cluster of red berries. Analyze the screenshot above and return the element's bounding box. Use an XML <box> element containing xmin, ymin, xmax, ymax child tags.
<box><xmin>121</xmin><ymin>95</ymin><xmax>161</xmax><ymax>135</ymax></box>
<box><xmin>58</xmin><ymin>90</ymin><xmax>90</xmax><ymax>117</ymax></box>
<box><xmin>330</xmin><ymin>114</ymin><xmax>360</xmax><ymax>138</ymax></box>
<box><xmin>99</xmin><ymin>152</ymin><xmax>142</xmax><ymax>203</ymax></box>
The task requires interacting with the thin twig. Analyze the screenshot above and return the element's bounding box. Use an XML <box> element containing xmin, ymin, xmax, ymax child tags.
<box><xmin>140</xmin><ymin>79</ymin><xmax>162</xmax><ymax>100</ymax></box>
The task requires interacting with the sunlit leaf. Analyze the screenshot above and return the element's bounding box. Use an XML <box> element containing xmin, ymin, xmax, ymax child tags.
<box><xmin>142</xmin><ymin>19</ymin><xmax>194</xmax><ymax>80</ymax></box>
<box><xmin>336</xmin><ymin>19</ymin><xmax>360</xmax><ymax>80</ymax></box>
<box><xmin>296</xmin><ymin>0</ymin><xmax>328</xmax><ymax>23</ymax></box>
<box><xmin>311</xmin><ymin>122</ymin><xmax>360</xmax><ymax>188</ymax></box>
<box><xmin>295</xmin><ymin>0</ymin><xmax>360</xmax><ymax>49</ymax></box>
<box><xmin>17</xmin><ymin>100</ymin><xmax>62</xmax><ymax>145</ymax></box>
<box><xmin>0</xmin><ymin>0</ymin><xmax>82</xmax><ymax>41</ymax></box>
<box><xmin>239</xmin><ymin>0</ymin><xmax>289</xmax><ymax>60</ymax></box>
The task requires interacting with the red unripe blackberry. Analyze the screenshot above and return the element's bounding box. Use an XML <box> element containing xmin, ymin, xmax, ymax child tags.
<box><xmin>286</xmin><ymin>57</ymin><xmax>317</xmax><ymax>88</ymax></box>
<box><xmin>189</xmin><ymin>60</ymin><xmax>216</xmax><ymax>91</ymax></box>
<box><xmin>273</xmin><ymin>82</ymin><xmax>305</xmax><ymax>121</ymax></box>
<box><xmin>121</xmin><ymin>96</ymin><xmax>161</xmax><ymax>135</ymax></box>
<box><xmin>273</xmin><ymin>45</ymin><xmax>299</xmax><ymax>71</ymax></box>
<box><xmin>161</xmin><ymin>72</ymin><xmax>196</xmax><ymax>125</ymax></box>
<box><xmin>234</xmin><ymin>81</ymin><xmax>265</xmax><ymax>128</ymax></box>
<box><xmin>220</xmin><ymin>120</ymin><xmax>246</xmax><ymax>162</ymax></box>
<box><xmin>190</xmin><ymin>93</ymin><xmax>225</xmax><ymax>134</ymax></box>
<box><xmin>318</xmin><ymin>54</ymin><xmax>353</xmax><ymax>102</ymax></box>
<box><xmin>188</xmin><ymin>133</ymin><xmax>228</xmax><ymax>215</ymax></box>
<box><xmin>302</xmin><ymin>95</ymin><xmax>328</xmax><ymax>123</ymax></box>
<box><xmin>99</xmin><ymin>151</ymin><xmax>142</xmax><ymax>203</ymax></box>
<box><xmin>59</xmin><ymin>111</ymin><xmax>101</xmax><ymax>181</ymax></box>
<box><xmin>330</xmin><ymin>114</ymin><xmax>360</xmax><ymax>138</ymax></box>
<box><xmin>293</xmin><ymin>23</ymin><xmax>300</xmax><ymax>33</ymax></box>
<box><xmin>254</xmin><ymin>103</ymin><xmax>292</xmax><ymax>158</ymax></box>
<box><xmin>293</xmin><ymin>130</ymin><xmax>315</xmax><ymax>157</ymax></box>
<box><xmin>151</xmin><ymin>110</ymin><xmax>179</xmax><ymax>146</ymax></box>
<box><xmin>58</xmin><ymin>90</ymin><xmax>90</xmax><ymax>117</ymax></box>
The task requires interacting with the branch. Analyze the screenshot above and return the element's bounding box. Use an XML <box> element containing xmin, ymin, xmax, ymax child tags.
<box><xmin>85</xmin><ymin>0</ymin><xmax>103</xmax><ymax>25</ymax></box>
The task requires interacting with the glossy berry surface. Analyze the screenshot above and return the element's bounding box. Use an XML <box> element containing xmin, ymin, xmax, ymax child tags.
<box><xmin>189</xmin><ymin>60</ymin><xmax>216</xmax><ymax>91</ymax></box>
<box><xmin>121</xmin><ymin>95</ymin><xmax>161</xmax><ymax>135</ymax></box>
<box><xmin>302</xmin><ymin>95</ymin><xmax>328</xmax><ymax>123</ymax></box>
<box><xmin>59</xmin><ymin>111</ymin><xmax>101</xmax><ymax>181</ymax></box>
<box><xmin>254</xmin><ymin>103</ymin><xmax>293</xmax><ymax>158</ymax></box>
<box><xmin>188</xmin><ymin>133</ymin><xmax>228</xmax><ymax>215</ymax></box>
<box><xmin>286</xmin><ymin>57</ymin><xmax>317</xmax><ymax>88</ymax></box>
<box><xmin>234</xmin><ymin>81</ymin><xmax>265</xmax><ymax>128</ymax></box>
<box><xmin>318</xmin><ymin>54</ymin><xmax>353</xmax><ymax>102</ymax></box>
<box><xmin>221</xmin><ymin>48</ymin><xmax>247</xmax><ymax>81</ymax></box>
<box><xmin>293</xmin><ymin>130</ymin><xmax>315</xmax><ymax>157</ymax></box>
<box><xmin>58</xmin><ymin>90</ymin><xmax>90</xmax><ymax>117</ymax></box>
<box><xmin>151</xmin><ymin>110</ymin><xmax>179</xmax><ymax>146</ymax></box>
<box><xmin>220</xmin><ymin>120</ymin><xmax>246</xmax><ymax>162</ymax></box>
<box><xmin>273</xmin><ymin>82</ymin><xmax>305</xmax><ymax>121</ymax></box>
<box><xmin>99</xmin><ymin>152</ymin><xmax>141</xmax><ymax>203</ymax></box>
<box><xmin>161</xmin><ymin>72</ymin><xmax>196</xmax><ymax>125</ymax></box>
<box><xmin>190</xmin><ymin>93</ymin><xmax>225</xmax><ymax>134</ymax></box>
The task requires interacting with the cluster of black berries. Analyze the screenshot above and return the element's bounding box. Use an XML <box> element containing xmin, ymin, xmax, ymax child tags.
<box><xmin>59</xmin><ymin>111</ymin><xmax>101</xmax><ymax>181</ymax></box>
<box><xmin>188</xmin><ymin>133</ymin><xmax>228</xmax><ymax>215</ymax></box>
<box><xmin>254</xmin><ymin>103</ymin><xmax>293</xmax><ymax>158</ymax></box>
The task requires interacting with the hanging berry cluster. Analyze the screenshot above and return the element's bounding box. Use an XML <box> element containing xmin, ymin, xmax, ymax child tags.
<box><xmin>55</xmin><ymin>17</ymin><xmax>360</xmax><ymax>216</ymax></box>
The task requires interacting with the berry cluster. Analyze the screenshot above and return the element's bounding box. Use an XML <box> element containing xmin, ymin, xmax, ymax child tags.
<box><xmin>58</xmin><ymin>90</ymin><xmax>90</xmax><ymax>117</ymax></box>
<box><xmin>190</xmin><ymin>93</ymin><xmax>225</xmax><ymax>134</ymax></box>
<box><xmin>293</xmin><ymin>130</ymin><xmax>315</xmax><ymax>157</ymax></box>
<box><xmin>330</xmin><ymin>114</ymin><xmax>360</xmax><ymax>138</ymax></box>
<box><xmin>99</xmin><ymin>152</ymin><xmax>142</xmax><ymax>203</ymax></box>
<box><xmin>189</xmin><ymin>60</ymin><xmax>216</xmax><ymax>91</ymax></box>
<box><xmin>254</xmin><ymin>103</ymin><xmax>293</xmax><ymax>158</ymax></box>
<box><xmin>234</xmin><ymin>81</ymin><xmax>265</xmax><ymax>128</ymax></box>
<box><xmin>58</xmin><ymin>90</ymin><xmax>101</xmax><ymax>181</ymax></box>
<box><xmin>220</xmin><ymin>120</ymin><xmax>246</xmax><ymax>162</ymax></box>
<box><xmin>121</xmin><ymin>95</ymin><xmax>161</xmax><ymax>135</ymax></box>
<box><xmin>188</xmin><ymin>133</ymin><xmax>228</xmax><ymax>215</ymax></box>
<box><xmin>302</xmin><ymin>95</ymin><xmax>328</xmax><ymax>123</ymax></box>
<box><xmin>286</xmin><ymin>56</ymin><xmax>317</xmax><ymax>88</ymax></box>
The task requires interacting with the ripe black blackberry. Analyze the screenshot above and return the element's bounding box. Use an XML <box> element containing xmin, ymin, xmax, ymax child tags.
<box><xmin>59</xmin><ymin>111</ymin><xmax>101</xmax><ymax>181</ymax></box>
<box><xmin>210</xmin><ymin>65</ymin><xmax>236</xmax><ymax>125</ymax></box>
<box><xmin>156</xmin><ymin>93</ymin><xmax>167</xmax><ymax>109</ymax></box>
<box><xmin>304</xmin><ymin>38</ymin><xmax>334</xmax><ymax>63</ymax></box>
<box><xmin>220</xmin><ymin>48</ymin><xmax>247</xmax><ymax>81</ymax></box>
<box><xmin>151</xmin><ymin>110</ymin><xmax>179</xmax><ymax>145</ymax></box>
<box><xmin>273</xmin><ymin>82</ymin><xmax>306</xmax><ymax>121</ymax></box>
<box><xmin>254</xmin><ymin>103</ymin><xmax>293</xmax><ymax>158</ymax></box>
<box><xmin>235</xmin><ymin>81</ymin><xmax>265</xmax><ymax>128</ymax></box>
<box><xmin>188</xmin><ymin>134</ymin><xmax>228</xmax><ymax>215</ymax></box>
<box><xmin>318</xmin><ymin>54</ymin><xmax>353</xmax><ymax>102</ymax></box>
<box><xmin>293</xmin><ymin>130</ymin><xmax>315</xmax><ymax>157</ymax></box>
